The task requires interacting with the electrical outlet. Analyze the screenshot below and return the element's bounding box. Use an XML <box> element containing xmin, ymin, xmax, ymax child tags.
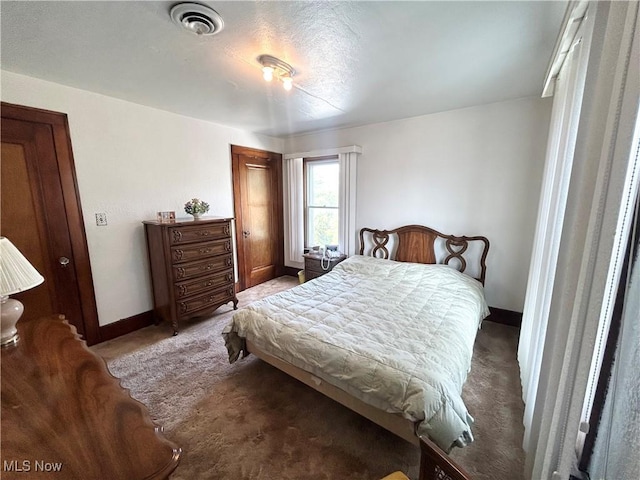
<box><xmin>95</xmin><ymin>213</ymin><xmax>108</xmax><ymax>226</ymax></box>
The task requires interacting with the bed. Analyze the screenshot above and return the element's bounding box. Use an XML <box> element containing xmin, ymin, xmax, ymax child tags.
<box><xmin>222</xmin><ymin>224</ymin><xmax>490</xmax><ymax>457</ymax></box>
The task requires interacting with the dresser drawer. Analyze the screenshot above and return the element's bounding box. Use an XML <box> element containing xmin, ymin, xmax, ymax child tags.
<box><xmin>171</xmin><ymin>239</ymin><xmax>232</xmax><ymax>264</ymax></box>
<box><xmin>172</xmin><ymin>254</ymin><xmax>233</xmax><ymax>282</ymax></box>
<box><xmin>169</xmin><ymin>221</ymin><xmax>231</xmax><ymax>245</ymax></box>
<box><xmin>177</xmin><ymin>286</ymin><xmax>235</xmax><ymax>318</ymax></box>
<box><xmin>174</xmin><ymin>269</ymin><xmax>234</xmax><ymax>299</ymax></box>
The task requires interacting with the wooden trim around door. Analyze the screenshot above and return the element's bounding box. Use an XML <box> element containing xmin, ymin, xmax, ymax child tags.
<box><xmin>1</xmin><ymin>102</ymin><xmax>101</xmax><ymax>345</ymax></box>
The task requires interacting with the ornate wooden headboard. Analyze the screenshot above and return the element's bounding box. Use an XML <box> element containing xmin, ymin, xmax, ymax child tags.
<box><xmin>358</xmin><ymin>225</ymin><xmax>490</xmax><ymax>284</ymax></box>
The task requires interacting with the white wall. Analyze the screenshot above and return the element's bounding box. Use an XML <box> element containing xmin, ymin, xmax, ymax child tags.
<box><xmin>1</xmin><ymin>70</ymin><xmax>283</xmax><ymax>326</ymax></box>
<box><xmin>285</xmin><ymin>97</ymin><xmax>552</xmax><ymax>311</ymax></box>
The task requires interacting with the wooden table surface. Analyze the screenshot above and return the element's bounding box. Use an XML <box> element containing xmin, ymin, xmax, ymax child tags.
<box><xmin>1</xmin><ymin>315</ymin><xmax>181</xmax><ymax>479</ymax></box>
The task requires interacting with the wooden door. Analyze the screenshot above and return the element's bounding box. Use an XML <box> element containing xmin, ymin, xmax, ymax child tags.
<box><xmin>0</xmin><ymin>103</ymin><xmax>99</xmax><ymax>345</ymax></box>
<box><xmin>231</xmin><ymin>145</ymin><xmax>284</xmax><ymax>290</ymax></box>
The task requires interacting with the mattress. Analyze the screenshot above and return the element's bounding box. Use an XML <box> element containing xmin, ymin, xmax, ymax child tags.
<box><xmin>222</xmin><ymin>255</ymin><xmax>490</xmax><ymax>450</ymax></box>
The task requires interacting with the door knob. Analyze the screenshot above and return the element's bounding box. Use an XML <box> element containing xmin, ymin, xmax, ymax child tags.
<box><xmin>243</xmin><ymin>230</ymin><xmax>251</xmax><ymax>238</ymax></box>
<box><xmin>59</xmin><ymin>256</ymin><xmax>70</xmax><ymax>267</ymax></box>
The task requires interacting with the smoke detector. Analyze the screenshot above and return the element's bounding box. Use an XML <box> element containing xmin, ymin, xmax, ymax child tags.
<box><xmin>170</xmin><ymin>3</ymin><xmax>224</xmax><ymax>36</ymax></box>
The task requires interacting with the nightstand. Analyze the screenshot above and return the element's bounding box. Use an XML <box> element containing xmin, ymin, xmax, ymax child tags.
<box><xmin>303</xmin><ymin>252</ymin><xmax>347</xmax><ymax>282</ymax></box>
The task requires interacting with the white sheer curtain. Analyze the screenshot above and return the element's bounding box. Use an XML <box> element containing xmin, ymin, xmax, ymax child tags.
<box><xmin>519</xmin><ymin>1</ymin><xmax>592</xmax><ymax>452</ymax></box>
<box><xmin>283</xmin><ymin>157</ymin><xmax>304</xmax><ymax>266</ymax></box>
<box><xmin>338</xmin><ymin>151</ymin><xmax>359</xmax><ymax>256</ymax></box>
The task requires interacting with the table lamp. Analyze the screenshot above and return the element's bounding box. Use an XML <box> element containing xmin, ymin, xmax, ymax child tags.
<box><xmin>1</xmin><ymin>237</ymin><xmax>45</xmax><ymax>346</ymax></box>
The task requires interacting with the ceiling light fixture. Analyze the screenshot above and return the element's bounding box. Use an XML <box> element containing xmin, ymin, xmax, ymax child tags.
<box><xmin>257</xmin><ymin>55</ymin><xmax>295</xmax><ymax>91</ymax></box>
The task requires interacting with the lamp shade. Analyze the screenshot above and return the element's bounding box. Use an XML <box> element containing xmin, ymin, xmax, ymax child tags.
<box><xmin>0</xmin><ymin>237</ymin><xmax>44</xmax><ymax>297</ymax></box>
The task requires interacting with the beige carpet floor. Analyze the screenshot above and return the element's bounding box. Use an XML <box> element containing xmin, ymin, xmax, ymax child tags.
<box><xmin>92</xmin><ymin>276</ymin><xmax>525</xmax><ymax>480</ymax></box>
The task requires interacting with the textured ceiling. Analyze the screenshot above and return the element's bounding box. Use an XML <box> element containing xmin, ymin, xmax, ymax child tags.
<box><xmin>0</xmin><ymin>1</ymin><xmax>567</xmax><ymax>138</ymax></box>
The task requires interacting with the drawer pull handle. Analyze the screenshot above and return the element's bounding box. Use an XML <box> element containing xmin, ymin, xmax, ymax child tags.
<box><xmin>205</xmin><ymin>280</ymin><xmax>213</xmax><ymax>287</ymax></box>
<box><xmin>198</xmin><ymin>231</ymin><xmax>210</xmax><ymax>237</ymax></box>
<box><xmin>225</xmin><ymin>258</ymin><xmax>232</xmax><ymax>267</ymax></box>
<box><xmin>226</xmin><ymin>273</ymin><xmax>233</xmax><ymax>282</ymax></box>
<box><xmin>225</xmin><ymin>241</ymin><xmax>231</xmax><ymax>251</ymax></box>
<box><xmin>199</xmin><ymin>248</ymin><xmax>212</xmax><ymax>254</ymax></box>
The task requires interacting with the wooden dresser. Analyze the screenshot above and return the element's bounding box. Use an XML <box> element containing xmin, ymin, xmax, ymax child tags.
<box><xmin>0</xmin><ymin>315</ymin><xmax>181</xmax><ymax>479</ymax></box>
<box><xmin>303</xmin><ymin>252</ymin><xmax>347</xmax><ymax>281</ymax></box>
<box><xmin>143</xmin><ymin>217</ymin><xmax>238</xmax><ymax>334</ymax></box>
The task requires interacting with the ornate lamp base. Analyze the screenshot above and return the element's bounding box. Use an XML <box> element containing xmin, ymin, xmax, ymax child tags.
<box><xmin>1</xmin><ymin>296</ymin><xmax>24</xmax><ymax>347</ymax></box>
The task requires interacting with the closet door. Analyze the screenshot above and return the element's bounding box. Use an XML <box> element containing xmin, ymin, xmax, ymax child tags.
<box><xmin>1</xmin><ymin>103</ymin><xmax>99</xmax><ymax>344</ymax></box>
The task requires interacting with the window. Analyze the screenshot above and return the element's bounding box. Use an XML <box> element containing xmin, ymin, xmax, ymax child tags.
<box><xmin>283</xmin><ymin>145</ymin><xmax>360</xmax><ymax>265</ymax></box>
<box><xmin>304</xmin><ymin>156</ymin><xmax>339</xmax><ymax>248</ymax></box>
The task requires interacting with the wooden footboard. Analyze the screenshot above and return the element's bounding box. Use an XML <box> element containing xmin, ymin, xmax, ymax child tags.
<box><xmin>419</xmin><ymin>435</ymin><xmax>472</xmax><ymax>480</ymax></box>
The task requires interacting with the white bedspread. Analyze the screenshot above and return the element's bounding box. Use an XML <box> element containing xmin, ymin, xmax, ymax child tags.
<box><xmin>222</xmin><ymin>255</ymin><xmax>489</xmax><ymax>451</ymax></box>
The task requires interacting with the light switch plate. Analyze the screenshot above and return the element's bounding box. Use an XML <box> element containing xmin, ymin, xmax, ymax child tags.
<box><xmin>95</xmin><ymin>213</ymin><xmax>108</xmax><ymax>226</ymax></box>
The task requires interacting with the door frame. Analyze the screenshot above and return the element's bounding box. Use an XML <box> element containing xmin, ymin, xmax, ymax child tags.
<box><xmin>231</xmin><ymin>145</ymin><xmax>284</xmax><ymax>291</ymax></box>
<box><xmin>1</xmin><ymin>102</ymin><xmax>100</xmax><ymax>345</ymax></box>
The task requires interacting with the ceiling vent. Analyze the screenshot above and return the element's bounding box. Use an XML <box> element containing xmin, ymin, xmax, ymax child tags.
<box><xmin>170</xmin><ymin>3</ymin><xmax>224</xmax><ymax>36</ymax></box>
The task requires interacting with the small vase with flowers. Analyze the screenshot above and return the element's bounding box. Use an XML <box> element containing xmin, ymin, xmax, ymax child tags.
<box><xmin>184</xmin><ymin>198</ymin><xmax>209</xmax><ymax>220</ymax></box>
